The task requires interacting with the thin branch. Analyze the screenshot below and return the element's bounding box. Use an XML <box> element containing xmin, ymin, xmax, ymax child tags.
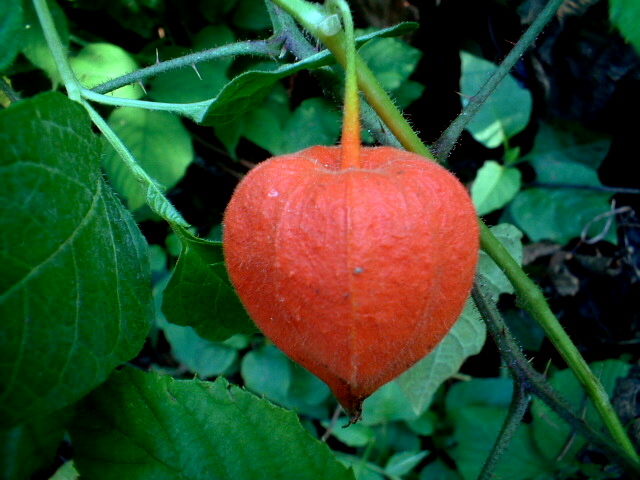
<box><xmin>91</xmin><ymin>38</ymin><xmax>285</xmax><ymax>95</ymax></box>
<box><xmin>432</xmin><ymin>0</ymin><xmax>566</xmax><ymax>161</ymax></box>
<box><xmin>478</xmin><ymin>379</ymin><xmax>531</xmax><ymax>480</ymax></box>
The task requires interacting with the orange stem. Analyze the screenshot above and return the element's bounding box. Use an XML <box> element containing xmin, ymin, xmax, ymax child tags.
<box><xmin>333</xmin><ymin>0</ymin><xmax>360</xmax><ymax>170</ymax></box>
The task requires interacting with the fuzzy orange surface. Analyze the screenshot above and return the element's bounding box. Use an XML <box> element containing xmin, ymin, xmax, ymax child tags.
<box><xmin>223</xmin><ymin>145</ymin><xmax>479</xmax><ymax>421</ymax></box>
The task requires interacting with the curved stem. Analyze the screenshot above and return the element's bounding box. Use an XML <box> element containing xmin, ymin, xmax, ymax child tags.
<box><xmin>478</xmin><ymin>379</ymin><xmax>531</xmax><ymax>480</ymax></box>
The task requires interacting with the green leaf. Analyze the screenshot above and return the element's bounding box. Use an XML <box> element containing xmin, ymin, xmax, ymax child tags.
<box><xmin>0</xmin><ymin>408</ymin><xmax>71</xmax><ymax>480</ymax></box>
<box><xmin>69</xmin><ymin>367</ymin><xmax>355</xmax><ymax>480</ymax></box>
<box><xmin>509</xmin><ymin>160</ymin><xmax>616</xmax><ymax>245</ymax></box>
<box><xmin>322</xmin><ymin>420</ymin><xmax>375</xmax><ymax>447</ymax></box>
<box><xmin>449</xmin><ymin>405</ymin><xmax>552</xmax><ymax>480</ymax></box>
<box><xmin>609</xmin><ymin>0</ymin><xmax>640</xmax><ymax>56</ymax></box>
<box><xmin>385</xmin><ymin>450</ymin><xmax>429</xmax><ymax>476</ymax></box>
<box><xmin>358</xmin><ymin>32</ymin><xmax>424</xmax><ymax>108</ymax></box>
<box><xmin>521</xmin><ymin>121</ymin><xmax>611</xmax><ymax>171</ymax></box>
<box><xmin>162</xmin><ymin>227</ymin><xmax>258</xmax><ymax>341</ymax></box>
<box><xmin>395</xmin><ymin>297</ymin><xmax>486</xmax><ymax>415</ymax></box>
<box><xmin>508</xmin><ymin>122</ymin><xmax>616</xmax><ymax>245</ymax></box>
<box><xmin>157</xmin><ymin>315</ymin><xmax>241</xmax><ymax>378</ymax></box>
<box><xmin>446</xmin><ymin>377</ymin><xmax>553</xmax><ymax>480</ymax></box>
<box><xmin>49</xmin><ymin>460</ymin><xmax>79</xmax><ymax>480</ymax></box>
<box><xmin>445</xmin><ymin>377</ymin><xmax>514</xmax><ymax>411</ymax></box>
<box><xmin>241</xmin><ymin>345</ymin><xmax>331</xmax><ymax>418</ymax></box>
<box><xmin>0</xmin><ymin>1</ymin><xmax>23</xmax><ymax>70</ymax></box>
<box><xmin>101</xmin><ymin>107</ymin><xmax>194</xmax><ymax>211</ymax></box>
<box><xmin>279</xmin><ymin>97</ymin><xmax>342</xmax><ymax>154</ymax></box>
<box><xmin>530</xmin><ymin>359</ymin><xmax>631</xmax><ymax>466</ymax></box>
<box><xmin>460</xmin><ymin>51</ymin><xmax>532</xmax><ymax>148</ymax></box>
<box><xmin>471</xmin><ymin>160</ymin><xmax>522</xmax><ymax>215</ymax></box>
<box><xmin>198</xmin><ymin>23</ymin><xmax>418</xmax><ymax>126</ymax></box>
<box><xmin>21</xmin><ymin>0</ymin><xmax>69</xmax><ymax>85</ymax></box>
<box><xmin>232</xmin><ymin>0</ymin><xmax>271</xmax><ymax>30</ymax></box>
<box><xmin>362</xmin><ymin>381</ymin><xmax>421</xmax><ymax>425</ymax></box>
<box><xmin>509</xmin><ymin>188</ymin><xmax>615</xmax><ymax>244</ymax></box>
<box><xmin>70</xmin><ymin>43</ymin><xmax>144</xmax><ymax>99</ymax></box>
<box><xmin>0</xmin><ymin>92</ymin><xmax>153</xmax><ymax>428</ymax></box>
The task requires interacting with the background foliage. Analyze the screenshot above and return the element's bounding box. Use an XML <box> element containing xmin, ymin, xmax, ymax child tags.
<box><xmin>1</xmin><ymin>0</ymin><xmax>639</xmax><ymax>479</ymax></box>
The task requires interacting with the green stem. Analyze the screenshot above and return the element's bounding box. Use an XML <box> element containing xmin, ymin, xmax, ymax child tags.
<box><xmin>478</xmin><ymin>379</ymin><xmax>531</xmax><ymax>480</ymax></box>
<box><xmin>91</xmin><ymin>39</ymin><xmax>283</xmax><ymax>95</ymax></box>
<box><xmin>80</xmin><ymin>88</ymin><xmax>213</xmax><ymax>123</ymax></box>
<box><xmin>32</xmin><ymin>0</ymin><xmax>82</xmax><ymax>99</ymax></box>
<box><xmin>472</xmin><ymin>284</ymin><xmax>640</xmax><ymax>473</ymax></box>
<box><xmin>433</xmin><ymin>0</ymin><xmax>565</xmax><ymax>161</ymax></box>
<box><xmin>479</xmin><ymin>222</ymin><xmax>639</xmax><ymax>461</ymax></box>
<box><xmin>82</xmin><ymin>100</ymin><xmax>190</xmax><ymax>227</ymax></box>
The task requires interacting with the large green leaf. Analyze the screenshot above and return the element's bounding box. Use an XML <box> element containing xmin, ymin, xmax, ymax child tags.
<box><xmin>0</xmin><ymin>92</ymin><xmax>153</xmax><ymax>428</ymax></box>
<box><xmin>101</xmin><ymin>107</ymin><xmax>194</xmax><ymax>211</ymax></box>
<box><xmin>460</xmin><ymin>51</ymin><xmax>532</xmax><ymax>148</ymax></box>
<box><xmin>162</xmin><ymin>227</ymin><xmax>258</xmax><ymax>341</ymax></box>
<box><xmin>69</xmin><ymin>367</ymin><xmax>356</xmax><ymax>480</ymax></box>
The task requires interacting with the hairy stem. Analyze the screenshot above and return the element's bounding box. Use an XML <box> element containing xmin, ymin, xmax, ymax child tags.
<box><xmin>32</xmin><ymin>0</ymin><xmax>81</xmax><ymax>99</ymax></box>
<box><xmin>327</xmin><ymin>0</ymin><xmax>361</xmax><ymax>169</ymax></box>
<box><xmin>478</xmin><ymin>379</ymin><xmax>531</xmax><ymax>480</ymax></box>
<box><xmin>433</xmin><ymin>0</ymin><xmax>566</xmax><ymax>161</ymax></box>
<box><xmin>471</xmin><ymin>284</ymin><xmax>640</xmax><ymax>474</ymax></box>
<box><xmin>479</xmin><ymin>222</ymin><xmax>638</xmax><ymax>461</ymax></box>
<box><xmin>91</xmin><ymin>39</ymin><xmax>283</xmax><ymax>95</ymax></box>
